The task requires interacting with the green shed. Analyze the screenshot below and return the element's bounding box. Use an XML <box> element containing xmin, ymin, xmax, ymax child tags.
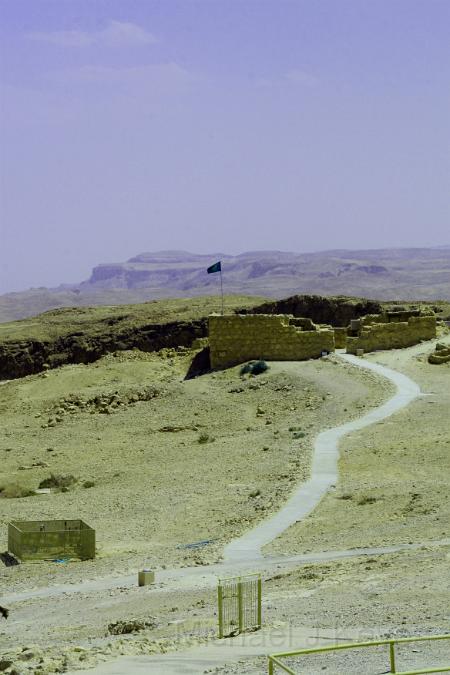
<box><xmin>8</xmin><ymin>519</ymin><xmax>95</xmax><ymax>561</ymax></box>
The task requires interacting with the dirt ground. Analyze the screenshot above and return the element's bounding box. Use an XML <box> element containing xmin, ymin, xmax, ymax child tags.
<box><xmin>1</xmin><ymin>333</ymin><xmax>449</xmax><ymax>674</ymax></box>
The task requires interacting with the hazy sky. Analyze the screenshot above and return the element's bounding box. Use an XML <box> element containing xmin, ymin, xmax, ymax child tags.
<box><xmin>0</xmin><ymin>0</ymin><xmax>449</xmax><ymax>293</ymax></box>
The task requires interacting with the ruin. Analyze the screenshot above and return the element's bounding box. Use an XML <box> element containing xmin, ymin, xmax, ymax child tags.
<box><xmin>208</xmin><ymin>309</ymin><xmax>437</xmax><ymax>369</ymax></box>
<box><xmin>209</xmin><ymin>314</ymin><xmax>335</xmax><ymax>369</ymax></box>
<box><xmin>346</xmin><ymin>311</ymin><xmax>436</xmax><ymax>354</ymax></box>
<box><xmin>428</xmin><ymin>342</ymin><xmax>450</xmax><ymax>364</ymax></box>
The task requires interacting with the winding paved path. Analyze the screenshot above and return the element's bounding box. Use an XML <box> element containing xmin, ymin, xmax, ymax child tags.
<box><xmin>223</xmin><ymin>352</ymin><xmax>421</xmax><ymax>562</ymax></box>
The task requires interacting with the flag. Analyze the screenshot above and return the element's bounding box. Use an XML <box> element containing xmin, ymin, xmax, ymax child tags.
<box><xmin>207</xmin><ymin>261</ymin><xmax>221</xmax><ymax>274</ymax></box>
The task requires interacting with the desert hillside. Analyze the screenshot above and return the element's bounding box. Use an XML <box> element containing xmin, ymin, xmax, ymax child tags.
<box><xmin>0</xmin><ymin>294</ymin><xmax>449</xmax><ymax>673</ymax></box>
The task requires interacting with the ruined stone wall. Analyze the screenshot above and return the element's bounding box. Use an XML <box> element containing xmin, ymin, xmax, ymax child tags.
<box><xmin>242</xmin><ymin>295</ymin><xmax>382</xmax><ymax>327</ymax></box>
<box><xmin>209</xmin><ymin>314</ymin><xmax>335</xmax><ymax>369</ymax></box>
<box><xmin>347</xmin><ymin>315</ymin><xmax>436</xmax><ymax>354</ymax></box>
<box><xmin>428</xmin><ymin>343</ymin><xmax>450</xmax><ymax>364</ymax></box>
<box><xmin>334</xmin><ymin>327</ymin><xmax>348</xmax><ymax>349</ymax></box>
<box><xmin>360</xmin><ymin>309</ymin><xmax>423</xmax><ymax>327</ymax></box>
<box><xmin>385</xmin><ymin>309</ymin><xmax>422</xmax><ymax>322</ymax></box>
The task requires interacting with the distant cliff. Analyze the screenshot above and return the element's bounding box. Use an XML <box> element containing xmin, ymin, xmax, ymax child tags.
<box><xmin>1</xmin><ymin>247</ymin><xmax>450</xmax><ymax>322</ymax></box>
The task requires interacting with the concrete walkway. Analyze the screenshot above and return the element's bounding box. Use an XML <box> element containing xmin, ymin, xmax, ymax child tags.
<box><xmin>223</xmin><ymin>352</ymin><xmax>421</xmax><ymax>562</ymax></box>
<box><xmin>5</xmin><ymin>537</ymin><xmax>450</xmax><ymax>607</ymax></box>
<box><xmin>70</xmin><ymin>626</ymin><xmax>368</xmax><ymax>675</ymax></box>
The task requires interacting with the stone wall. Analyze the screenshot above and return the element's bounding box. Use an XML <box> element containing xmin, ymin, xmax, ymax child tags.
<box><xmin>209</xmin><ymin>314</ymin><xmax>335</xmax><ymax>369</ymax></box>
<box><xmin>346</xmin><ymin>315</ymin><xmax>436</xmax><ymax>354</ymax></box>
<box><xmin>357</xmin><ymin>309</ymin><xmax>423</xmax><ymax>328</ymax></box>
<box><xmin>334</xmin><ymin>327</ymin><xmax>348</xmax><ymax>349</ymax></box>
<box><xmin>241</xmin><ymin>295</ymin><xmax>382</xmax><ymax>327</ymax></box>
<box><xmin>428</xmin><ymin>343</ymin><xmax>450</xmax><ymax>364</ymax></box>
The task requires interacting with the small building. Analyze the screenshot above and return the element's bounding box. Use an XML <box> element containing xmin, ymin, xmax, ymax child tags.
<box><xmin>8</xmin><ymin>519</ymin><xmax>95</xmax><ymax>561</ymax></box>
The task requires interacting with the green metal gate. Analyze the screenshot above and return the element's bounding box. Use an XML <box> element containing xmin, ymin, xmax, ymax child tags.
<box><xmin>218</xmin><ymin>573</ymin><xmax>262</xmax><ymax>638</ymax></box>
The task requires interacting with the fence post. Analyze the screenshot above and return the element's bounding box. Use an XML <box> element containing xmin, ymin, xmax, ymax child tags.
<box><xmin>238</xmin><ymin>580</ymin><xmax>244</xmax><ymax>633</ymax></box>
<box><xmin>389</xmin><ymin>641</ymin><xmax>396</xmax><ymax>673</ymax></box>
<box><xmin>218</xmin><ymin>582</ymin><xmax>223</xmax><ymax>639</ymax></box>
<box><xmin>257</xmin><ymin>576</ymin><xmax>262</xmax><ymax>629</ymax></box>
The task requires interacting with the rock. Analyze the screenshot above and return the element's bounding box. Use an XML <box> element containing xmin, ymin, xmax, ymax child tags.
<box><xmin>428</xmin><ymin>345</ymin><xmax>450</xmax><ymax>364</ymax></box>
<box><xmin>107</xmin><ymin>618</ymin><xmax>157</xmax><ymax>635</ymax></box>
<box><xmin>38</xmin><ymin>474</ymin><xmax>77</xmax><ymax>489</ymax></box>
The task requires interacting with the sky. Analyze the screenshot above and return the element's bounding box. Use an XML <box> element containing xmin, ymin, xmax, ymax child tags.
<box><xmin>0</xmin><ymin>0</ymin><xmax>449</xmax><ymax>293</ymax></box>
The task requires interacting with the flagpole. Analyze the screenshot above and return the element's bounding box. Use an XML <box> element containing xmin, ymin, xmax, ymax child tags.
<box><xmin>207</xmin><ymin>261</ymin><xmax>223</xmax><ymax>314</ymax></box>
<box><xmin>220</xmin><ymin>267</ymin><xmax>224</xmax><ymax>315</ymax></box>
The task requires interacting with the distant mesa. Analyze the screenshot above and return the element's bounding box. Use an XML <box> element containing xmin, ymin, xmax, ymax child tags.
<box><xmin>127</xmin><ymin>250</ymin><xmax>227</xmax><ymax>264</ymax></box>
<box><xmin>337</xmin><ymin>264</ymin><xmax>388</xmax><ymax>276</ymax></box>
<box><xmin>1</xmin><ymin>246</ymin><xmax>450</xmax><ymax>322</ymax></box>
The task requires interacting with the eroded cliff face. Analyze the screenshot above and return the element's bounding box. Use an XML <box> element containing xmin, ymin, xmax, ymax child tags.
<box><xmin>87</xmin><ymin>264</ymin><xmax>196</xmax><ymax>289</ymax></box>
<box><xmin>0</xmin><ymin>294</ymin><xmax>436</xmax><ymax>381</ymax></box>
<box><xmin>0</xmin><ymin>319</ymin><xmax>208</xmax><ymax>380</ymax></box>
<box><xmin>240</xmin><ymin>295</ymin><xmax>383</xmax><ymax>327</ymax></box>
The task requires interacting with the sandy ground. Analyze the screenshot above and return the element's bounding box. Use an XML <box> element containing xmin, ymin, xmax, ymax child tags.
<box><xmin>1</xmin><ymin>334</ymin><xmax>449</xmax><ymax>673</ymax></box>
<box><xmin>0</xmin><ymin>348</ymin><xmax>389</xmax><ymax>577</ymax></box>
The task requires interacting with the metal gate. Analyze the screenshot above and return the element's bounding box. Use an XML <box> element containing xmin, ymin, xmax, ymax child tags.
<box><xmin>218</xmin><ymin>573</ymin><xmax>262</xmax><ymax>638</ymax></box>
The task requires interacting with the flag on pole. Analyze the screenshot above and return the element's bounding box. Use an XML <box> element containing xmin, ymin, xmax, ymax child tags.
<box><xmin>207</xmin><ymin>260</ymin><xmax>224</xmax><ymax>314</ymax></box>
<box><xmin>207</xmin><ymin>261</ymin><xmax>221</xmax><ymax>274</ymax></box>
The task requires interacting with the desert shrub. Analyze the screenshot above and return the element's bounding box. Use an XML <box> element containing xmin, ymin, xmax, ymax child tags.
<box><xmin>198</xmin><ymin>432</ymin><xmax>214</xmax><ymax>444</ymax></box>
<box><xmin>357</xmin><ymin>495</ymin><xmax>378</xmax><ymax>506</ymax></box>
<box><xmin>240</xmin><ymin>363</ymin><xmax>252</xmax><ymax>376</ymax></box>
<box><xmin>240</xmin><ymin>360</ymin><xmax>269</xmax><ymax>376</ymax></box>
<box><xmin>83</xmin><ymin>480</ymin><xmax>95</xmax><ymax>489</ymax></box>
<box><xmin>249</xmin><ymin>488</ymin><xmax>261</xmax><ymax>498</ymax></box>
<box><xmin>38</xmin><ymin>474</ymin><xmax>77</xmax><ymax>490</ymax></box>
<box><xmin>0</xmin><ymin>483</ymin><xmax>35</xmax><ymax>499</ymax></box>
<box><xmin>251</xmin><ymin>360</ymin><xmax>268</xmax><ymax>375</ymax></box>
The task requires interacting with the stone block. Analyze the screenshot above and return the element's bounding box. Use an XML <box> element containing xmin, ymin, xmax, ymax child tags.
<box><xmin>138</xmin><ymin>569</ymin><xmax>155</xmax><ymax>586</ymax></box>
